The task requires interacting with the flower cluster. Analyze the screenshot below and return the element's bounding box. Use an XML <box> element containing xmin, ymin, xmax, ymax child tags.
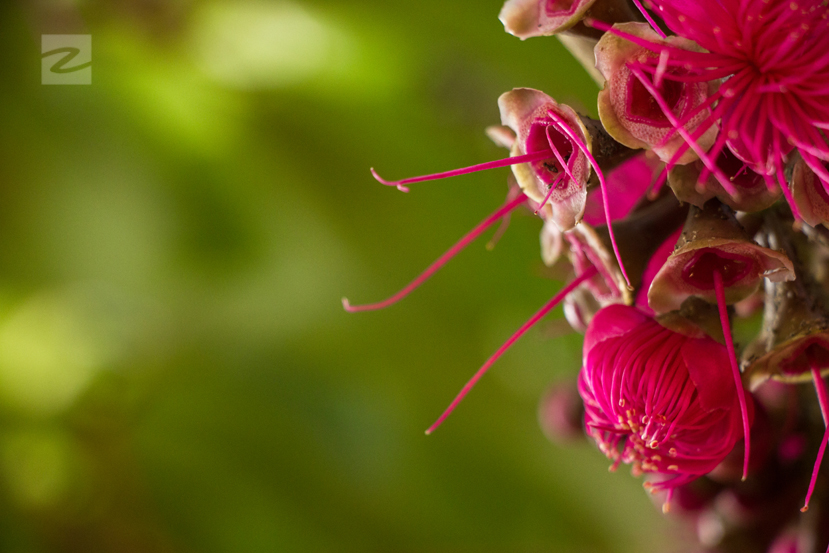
<box><xmin>346</xmin><ymin>0</ymin><xmax>829</xmax><ymax>550</ymax></box>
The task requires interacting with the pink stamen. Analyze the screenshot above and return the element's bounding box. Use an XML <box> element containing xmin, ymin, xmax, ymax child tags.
<box><xmin>773</xmin><ymin>136</ymin><xmax>802</xmax><ymax>220</ymax></box>
<box><xmin>371</xmin><ymin>150</ymin><xmax>554</xmax><ymax>192</ymax></box>
<box><xmin>632</xmin><ymin>0</ymin><xmax>667</xmax><ymax>39</ymax></box>
<box><xmin>802</xmin><ymin>359</ymin><xmax>829</xmax><ymax>512</ymax></box>
<box><xmin>647</xmin><ymin>165</ymin><xmax>669</xmax><ymax>200</ymax></box>
<box><xmin>342</xmin><ymin>193</ymin><xmax>529</xmax><ymax>312</ymax></box>
<box><xmin>535</xmin><ymin>173</ymin><xmax>566</xmax><ymax>215</ymax></box>
<box><xmin>425</xmin><ymin>265</ymin><xmax>599</xmax><ymax>434</ymax></box>
<box><xmin>546</xmin><ymin>110</ymin><xmax>633</xmax><ymax>289</ymax></box>
<box><xmin>654</xmin><ymin>49</ymin><xmax>670</xmax><ymax>88</ymax></box>
<box><xmin>713</xmin><ymin>269</ymin><xmax>752</xmax><ymax>481</ymax></box>
<box><xmin>629</xmin><ymin>67</ymin><xmax>738</xmax><ymax>198</ymax></box>
<box><xmin>585</xmin><ymin>17</ymin><xmax>736</xmax><ymax>66</ymax></box>
<box><xmin>545</xmin><ymin>126</ymin><xmax>577</xmax><ymax>185</ymax></box>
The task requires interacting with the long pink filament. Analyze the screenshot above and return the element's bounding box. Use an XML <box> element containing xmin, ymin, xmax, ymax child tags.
<box><xmin>713</xmin><ymin>269</ymin><xmax>751</xmax><ymax>481</ymax></box>
<box><xmin>342</xmin><ymin>193</ymin><xmax>529</xmax><ymax>312</ymax></box>
<box><xmin>535</xmin><ymin>173</ymin><xmax>565</xmax><ymax>214</ymax></box>
<box><xmin>545</xmin><ymin>110</ymin><xmax>632</xmax><ymax>289</ymax></box>
<box><xmin>371</xmin><ymin>150</ymin><xmax>554</xmax><ymax>192</ymax></box>
<box><xmin>629</xmin><ymin>67</ymin><xmax>739</xmax><ymax>198</ymax></box>
<box><xmin>425</xmin><ymin>265</ymin><xmax>599</xmax><ymax>434</ymax></box>
<box><xmin>632</xmin><ymin>0</ymin><xmax>667</xmax><ymax>38</ymax></box>
<box><xmin>803</xmin><ymin>360</ymin><xmax>829</xmax><ymax>512</ymax></box>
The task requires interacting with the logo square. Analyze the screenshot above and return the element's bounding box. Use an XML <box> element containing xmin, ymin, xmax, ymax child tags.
<box><xmin>41</xmin><ymin>35</ymin><xmax>91</xmax><ymax>85</ymax></box>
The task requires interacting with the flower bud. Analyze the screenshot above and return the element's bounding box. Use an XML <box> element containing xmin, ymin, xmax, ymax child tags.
<box><xmin>539</xmin><ymin>380</ymin><xmax>585</xmax><ymax>442</ymax></box>
<box><xmin>499</xmin><ymin>0</ymin><xmax>639</xmax><ymax>40</ymax></box>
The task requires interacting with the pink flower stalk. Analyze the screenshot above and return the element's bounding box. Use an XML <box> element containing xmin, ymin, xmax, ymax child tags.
<box><xmin>579</xmin><ymin>304</ymin><xmax>753</xmax><ymax>506</ymax></box>
<box><xmin>802</xmin><ymin>361</ymin><xmax>829</xmax><ymax>513</ymax></box>
<box><xmin>595</xmin><ymin>22</ymin><xmax>718</xmax><ymax>165</ymax></box>
<box><xmin>713</xmin><ymin>269</ymin><xmax>753</xmax><ymax>481</ymax></box>
<box><xmin>589</xmin><ymin>0</ymin><xmax>829</xmax><ymax>217</ymax></box>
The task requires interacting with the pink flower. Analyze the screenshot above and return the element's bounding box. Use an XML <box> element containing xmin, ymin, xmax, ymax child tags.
<box><xmin>498</xmin><ymin>88</ymin><xmax>593</xmax><ymax>231</ymax></box>
<box><xmin>596</xmin><ymin>0</ymin><xmax>829</xmax><ymax>217</ymax></box>
<box><xmin>579</xmin><ymin>305</ymin><xmax>753</xmax><ymax>500</ymax></box>
<box><xmin>647</xmin><ymin>202</ymin><xmax>794</xmax><ymax>315</ymax></box>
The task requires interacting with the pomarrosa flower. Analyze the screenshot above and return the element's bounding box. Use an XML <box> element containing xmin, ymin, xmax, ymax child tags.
<box><xmin>591</xmin><ymin>0</ymin><xmax>829</xmax><ymax>217</ymax></box>
<box><xmin>579</xmin><ymin>304</ymin><xmax>753</xmax><ymax>506</ymax></box>
<box><xmin>498</xmin><ymin>88</ymin><xmax>594</xmax><ymax>231</ymax></box>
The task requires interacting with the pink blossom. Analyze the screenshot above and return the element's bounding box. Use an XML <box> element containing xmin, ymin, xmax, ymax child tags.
<box><xmin>593</xmin><ymin>0</ymin><xmax>829</xmax><ymax>217</ymax></box>
<box><xmin>498</xmin><ymin>88</ymin><xmax>592</xmax><ymax>231</ymax></box>
<box><xmin>579</xmin><ymin>304</ymin><xmax>753</xmax><ymax>501</ymax></box>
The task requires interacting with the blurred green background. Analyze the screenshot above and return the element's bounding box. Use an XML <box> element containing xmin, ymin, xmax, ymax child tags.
<box><xmin>0</xmin><ymin>1</ymin><xmax>670</xmax><ymax>551</ymax></box>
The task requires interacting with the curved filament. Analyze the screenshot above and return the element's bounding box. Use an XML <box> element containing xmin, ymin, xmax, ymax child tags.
<box><xmin>802</xmin><ymin>360</ymin><xmax>829</xmax><ymax>512</ymax></box>
<box><xmin>343</xmin><ymin>193</ymin><xmax>529</xmax><ymax>312</ymax></box>
<box><xmin>545</xmin><ymin>110</ymin><xmax>633</xmax><ymax>289</ymax></box>
<box><xmin>371</xmin><ymin>150</ymin><xmax>554</xmax><ymax>192</ymax></box>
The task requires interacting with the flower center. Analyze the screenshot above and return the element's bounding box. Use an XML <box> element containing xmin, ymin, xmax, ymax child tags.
<box><xmin>543</xmin><ymin>0</ymin><xmax>577</xmax><ymax>17</ymax></box>
<box><xmin>626</xmin><ymin>70</ymin><xmax>685</xmax><ymax>128</ymax></box>
<box><xmin>681</xmin><ymin>249</ymin><xmax>756</xmax><ymax>289</ymax></box>
<box><xmin>716</xmin><ymin>148</ymin><xmax>764</xmax><ymax>190</ymax></box>
<box><xmin>526</xmin><ymin>121</ymin><xmax>574</xmax><ymax>186</ymax></box>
